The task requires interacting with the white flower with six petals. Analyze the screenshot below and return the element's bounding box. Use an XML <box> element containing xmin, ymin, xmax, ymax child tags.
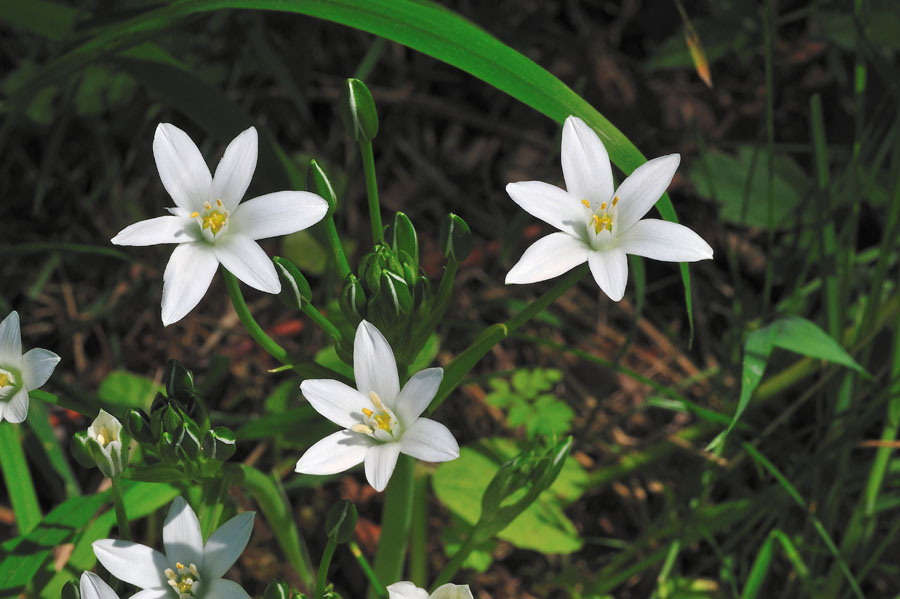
<box><xmin>112</xmin><ymin>124</ymin><xmax>328</xmax><ymax>325</ymax></box>
<box><xmin>0</xmin><ymin>311</ymin><xmax>60</xmax><ymax>424</ymax></box>
<box><xmin>387</xmin><ymin>581</ymin><xmax>473</xmax><ymax>599</ymax></box>
<box><xmin>295</xmin><ymin>320</ymin><xmax>460</xmax><ymax>492</ymax></box>
<box><xmin>92</xmin><ymin>496</ymin><xmax>254</xmax><ymax>599</ymax></box>
<box><xmin>505</xmin><ymin>115</ymin><xmax>713</xmax><ymax>300</ymax></box>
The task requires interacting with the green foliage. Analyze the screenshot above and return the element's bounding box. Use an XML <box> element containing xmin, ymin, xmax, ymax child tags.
<box><xmin>486</xmin><ymin>368</ymin><xmax>574</xmax><ymax>438</ymax></box>
<box><xmin>97</xmin><ymin>370</ymin><xmax>162</xmax><ymax>412</ymax></box>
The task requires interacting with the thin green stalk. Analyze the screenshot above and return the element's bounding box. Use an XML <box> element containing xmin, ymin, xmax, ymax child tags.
<box><xmin>408</xmin><ymin>465</ymin><xmax>428</xmax><ymax>587</ymax></box>
<box><xmin>199</xmin><ymin>471</ymin><xmax>230</xmax><ymax>541</ymax></box>
<box><xmin>110</xmin><ymin>476</ymin><xmax>131</xmax><ymax>541</ymax></box>
<box><xmin>369</xmin><ymin>455</ymin><xmax>414</xmax><ymax>598</ymax></box>
<box><xmin>314</xmin><ymin>537</ymin><xmax>338</xmax><ymax>599</ymax></box>
<box><xmin>432</xmin><ymin>533</ymin><xmax>478</xmax><ymax>588</ymax></box>
<box><xmin>0</xmin><ymin>421</ymin><xmax>41</xmax><ymax>533</ymax></box>
<box><xmin>359</xmin><ymin>140</ymin><xmax>383</xmax><ymax>243</ymax></box>
<box><xmin>761</xmin><ymin>0</ymin><xmax>777</xmax><ymax>316</ymax></box>
<box><xmin>302</xmin><ymin>301</ymin><xmax>342</xmax><ymax>340</ymax></box>
<box><xmin>350</xmin><ymin>541</ymin><xmax>387</xmax><ymax>599</ymax></box>
<box><xmin>222</xmin><ymin>268</ymin><xmax>289</xmax><ymax>364</ymax></box>
<box><xmin>323</xmin><ymin>213</ymin><xmax>352</xmax><ymax>280</ymax></box>
<box><xmin>428</xmin><ymin>264</ymin><xmax>588</xmax><ymax>415</ymax></box>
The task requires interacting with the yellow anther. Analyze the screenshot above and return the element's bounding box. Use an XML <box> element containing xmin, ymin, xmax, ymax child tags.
<box><xmin>216</xmin><ymin>198</ymin><xmax>223</xmax><ymax>207</ymax></box>
<box><xmin>351</xmin><ymin>423</ymin><xmax>373</xmax><ymax>434</ymax></box>
<box><xmin>600</xmin><ymin>202</ymin><xmax>607</xmax><ymax>210</ymax></box>
<box><xmin>0</xmin><ymin>373</ymin><xmax>9</xmax><ymax>387</ymax></box>
<box><xmin>369</xmin><ymin>391</ymin><xmax>386</xmax><ymax>411</ymax></box>
<box><xmin>373</xmin><ymin>413</ymin><xmax>392</xmax><ymax>431</ymax></box>
<box><xmin>362</xmin><ymin>408</ymin><xmax>374</xmax><ymax>417</ymax></box>
<box><xmin>176</xmin><ymin>563</ymin><xmax>185</xmax><ymax>570</ymax></box>
<box><xmin>165</xmin><ymin>568</ymin><xmax>176</xmax><ymax>580</ymax></box>
<box><xmin>612</xmin><ymin>195</ymin><xmax>619</xmax><ymax>206</ymax></box>
<box><xmin>581</xmin><ymin>199</ymin><xmax>591</xmax><ymax>208</ymax></box>
<box><xmin>189</xmin><ymin>211</ymin><xmax>199</xmax><ymax>218</ymax></box>
<box><xmin>203</xmin><ymin>201</ymin><xmax>211</xmax><ymax>210</ymax></box>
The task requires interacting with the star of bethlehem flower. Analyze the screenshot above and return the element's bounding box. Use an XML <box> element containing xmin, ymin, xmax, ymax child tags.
<box><xmin>93</xmin><ymin>496</ymin><xmax>255</xmax><ymax>599</ymax></box>
<box><xmin>80</xmin><ymin>572</ymin><xmax>120</xmax><ymax>599</ymax></box>
<box><xmin>0</xmin><ymin>311</ymin><xmax>60</xmax><ymax>424</ymax></box>
<box><xmin>295</xmin><ymin>320</ymin><xmax>460</xmax><ymax>492</ymax></box>
<box><xmin>505</xmin><ymin>115</ymin><xmax>713</xmax><ymax>301</ymax></box>
<box><xmin>111</xmin><ymin>123</ymin><xmax>329</xmax><ymax>325</ymax></box>
<box><xmin>387</xmin><ymin>581</ymin><xmax>474</xmax><ymax>599</ymax></box>
<box><xmin>86</xmin><ymin>409</ymin><xmax>128</xmax><ymax>478</ymax></box>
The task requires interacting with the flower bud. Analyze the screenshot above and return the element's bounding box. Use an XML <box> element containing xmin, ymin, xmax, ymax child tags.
<box><xmin>126</xmin><ymin>408</ymin><xmax>154</xmax><ymax>444</ymax></box>
<box><xmin>203</xmin><ymin>426</ymin><xmax>237</xmax><ymax>462</ymax></box>
<box><xmin>61</xmin><ymin>580</ymin><xmax>80</xmax><ymax>599</ymax></box>
<box><xmin>164</xmin><ymin>359</ymin><xmax>196</xmax><ymax>401</ymax></box>
<box><xmin>339</xmin><ymin>78</ymin><xmax>378</xmax><ymax>142</ymax></box>
<box><xmin>339</xmin><ymin>274</ymin><xmax>367</xmax><ymax>324</ymax></box>
<box><xmin>84</xmin><ymin>409</ymin><xmax>129</xmax><ymax>478</ymax></box>
<box><xmin>264</xmin><ymin>582</ymin><xmax>291</xmax><ymax>599</ymax></box>
<box><xmin>392</xmin><ymin>212</ymin><xmax>418</xmax><ymax>268</ymax></box>
<box><xmin>439</xmin><ymin>213</ymin><xmax>473</xmax><ymax>261</ymax></box>
<box><xmin>307</xmin><ymin>159</ymin><xmax>337</xmax><ymax>214</ymax></box>
<box><xmin>274</xmin><ymin>256</ymin><xmax>313</xmax><ymax>310</ymax></box>
<box><xmin>377</xmin><ymin>271</ymin><xmax>412</xmax><ymax>317</ymax></box>
<box><xmin>325</xmin><ymin>499</ymin><xmax>358</xmax><ymax>544</ymax></box>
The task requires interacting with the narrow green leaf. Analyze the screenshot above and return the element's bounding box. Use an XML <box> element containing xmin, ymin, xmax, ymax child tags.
<box><xmin>0</xmin><ymin>422</ymin><xmax>41</xmax><ymax>534</ymax></box>
<box><xmin>26</xmin><ymin>401</ymin><xmax>80</xmax><ymax>498</ymax></box>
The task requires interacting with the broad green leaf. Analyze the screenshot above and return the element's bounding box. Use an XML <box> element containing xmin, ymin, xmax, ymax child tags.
<box><xmin>0</xmin><ymin>0</ymin><xmax>78</xmax><ymax>41</ymax></box>
<box><xmin>432</xmin><ymin>438</ymin><xmax>585</xmax><ymax>554</ymax></box>
<box><xmin>0</xmin><ymin>422</ymin><xmax>41</xmax><ymax>534</ymax></box>
<box><xmin>710</xmin><ymin>316</ymin><xmax>867</xmax><ymax>450</ymax></box>
<box><xmin>98</xmin><ymin>370</ymin><xmax>162</xmax><ymax>411</ymax></box>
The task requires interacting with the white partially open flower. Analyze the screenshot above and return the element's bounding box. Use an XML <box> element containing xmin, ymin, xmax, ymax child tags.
<box><xmin>0</xmin><ymin>311</ymin><xmax>60</xmax><ymax>424</ymax></box>
<box><xmin>112</xmin><ymin>124</ymin><xmax>329</xmax><ymax>325</ymax></box>
<box><xmin>86</xmin><ymin>409</ymin><xmax>128</xmax><ymax>478</ymax></box>
<box><xmin>80</xmin><ymin>572</ymin><xmax>120</xmax><ymax>599</ymax></box>
<box><xmin>93</xmin><ymin>496</ymin><xmax>254</xmax><ymax>599</ymax></box>
<box><xmin>387</xmin><ymin>581</ymin><xmax>473</xmax><ymax>599</ymax></box>
<box><xmin>506</xmin><ymin>115</ymin><xmax>713</xmax><ymax>300</ymax></box>
<box><xmin>295</xmin><ymin>320</ymin><xmax>460</xmax><ymax>492</ymax></box>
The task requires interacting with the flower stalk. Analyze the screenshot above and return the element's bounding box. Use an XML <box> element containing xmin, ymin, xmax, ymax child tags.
<box><xmin>109</xmin><ymin>475</ymin><xmax>131</xmax><ymax>541</ymax></box>
<box><xmin>223</xmin><ymin>268</ymin><xmax>291</xmax><ymax>365</ymax></box>
<box><xmin>350</xmin><ymin>540</ymin><xmax>387</xmax><ymax>599</ymax></box>
<box><xmin>360</xmin><ymin>139</ymin><xmax>383</xmax><ymax>244</ymax></box>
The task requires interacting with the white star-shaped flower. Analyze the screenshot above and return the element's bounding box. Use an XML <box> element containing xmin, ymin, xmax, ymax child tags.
<box><xmin>387</xmin><ymin>581</ymin><xmax>473</xmax><ymax>599</ymax></box>
<box><xmin>295</xmin><ymin>320</ymin><xmax>460</xmax><ymax>492</ymax></box>
<box><xmin>0</xmin><ymin>311</ymin><xmax>60</xmax><ymax>424</ymax></box>
<box><xmin>112</xmin><ymin>124</ymin><xmax>328</xmax><ymax>325</ymax></box>
<box><xmin>506</xmin><ymin>115</ymin><xmax>713</xmax><ymax>300</ymax></box>
<box><xmin>92</xmin><ymin>496</ymin><xmax>254</xmax><ymax>599</ymax></box>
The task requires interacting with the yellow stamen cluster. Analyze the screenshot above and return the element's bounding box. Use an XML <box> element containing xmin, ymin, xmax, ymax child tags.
<box><xmin>353</xmin><ymin>392</ymin><xmax>395</xmax><ymax>435</ymax></box>
<box><xmin>95</xmin><ymin>426</ymin><xmax>113</xmax><ymax>447</ymax></box>
<box><xmin>0</xmin><ymin>373</ymin><xmax>10</xmax><ymax>387</ymax></box>
<box><xmin>585</xmin><ymin>196</ymin><xmax>619</xmax><ymax>234</ymax></box>
<box><xmin>165</xmin><ymin>562</ymin><xmax>200</xmax><ymax>598</ymax></box>
<box><xmin>190</xmin><ymin>199</ymin><xmax>229</xmax><ymax>236</ymax></box>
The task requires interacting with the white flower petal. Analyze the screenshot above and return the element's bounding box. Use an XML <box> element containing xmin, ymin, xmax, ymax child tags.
<box><xmin>80</xmin><ymin>572</ymin><xmax>120</xmax><ymax>599</ymax></box>
<box><xmin>92</xmin><ymin>539</ymin><xmax>169</xmax><ymax>589</ymax></box>
<box><xmin>386</xmin><ymin>581</ymin><xmax>429</xmax><ymax>599</ymax></box>
<box><xmin>295</xmin><ymin>430</ymin><xmax>374</xmax><ymax>475</ymax></box>
<box><xmin>399</xmin><ymin>418</ymin><xmax>459</xmax><ymax>463</ymax></box>
<box><xmin>163</xmin><ymin>496</ymin><xmax>204</xmax><ymax>570</ymax></box>
<box><xmin>364</xmin><ymin>442</ymin><xmax>401</xmax><ymax>492</ymax></box>
<box><xmin>153</xmin><ymin>123</ymin><xmax>212</xmax><ymax>212</ymax></box>
<box><xmin>588</xmin><ymin>248</ymin><xmax>628</xmax><ymax>301</ymax></box>
<box><xmin>505</xmin><ymin>232</ymin><xmax>589</xmax><ymax>285</ymax></box>
<box><xmin>613</xmin><ymin>153</ymin><xmax>680</xmax><ymax>232</ymax></box>
<box><xmin>160</xmin><ymin>242</ymin><xmax>219</xmax><ymax>326</ymax></box>
<box><xmin>230</xmin><ymin>191</ymin><xmax>328</xmax><ymax>240</ymax></box>
<box><xmin>203</xmin><ymin>511</ymin><xmax>255</xmax><ymax>579</ymax></box>
<box><xmin>2</xmin><ymin>388</ymin><xmax>29</xmax><ymax>423</ymax></box>
<box><xmin>561</xmin><ymin>116</ymin><xmax>614</xmax><ymax>206</ymax></box>
<box><xmin>431</xmin><ymin>583</ymin><xmax>475</xmax><ymax>599</ymax></box>
<box><xmin>111</xmin><ymin>216</ymin><xmax>195</xmax><ymax>246</ymax></box>
<box><xmin>129</xmin><ymin>590</ymin><xmax>169</xmax><ymax>599</ymax></box>
<box><xmin>616</xmin><ymin>219</ymin><xmax>713</xmax><ymax>262</ymax></box>
<box><xmin>394</xmin><ymin>368</ymin><xmax>443</xmax><ymax>427</ymax></box>
<box><xmin>300</xmin><ymin>379</ymin><xmax>372</xmax><ymax>429</ymax></box>
<box><xmin>213</xmin><ymin>234</ymin><xmax>280</xmax><ymax>294</ymax></box>
<box><xmin>353</xmin><ymin>321</ymin><xmax>400</xmax><ymax>406</ymax></box>
<box><xmin>0</xmin><ymin>311</ymin><xmax>22</xmax><ymax>365</ymax></box>
<box><xmin>505</xmin><ymin>181</ymin><xmax>584</xmax><ymax>237</ymax></box>
<box><xmin>21</xmin><ymin>348</ymin><xmax>60</xmax><ymax>390</ymax></box>
<box><xmin>211</xmin><ymin>127</ymin><xmax>258</xmax><ymax>212</ymax></box>
<box><xmin>197</xmin><ymin>578</ymin><xmax>251</xmax><ymax>599</ymax></box>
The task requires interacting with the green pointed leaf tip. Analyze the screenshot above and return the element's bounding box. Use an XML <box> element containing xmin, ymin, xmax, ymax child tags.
<box><xmin>274</xmin><ymin>256</ymin><xmax>313</xmax><ymax>310</ymax></box>
<box><xmin>264</xmin><ymin>581</ymin><xmax>292</xmax><ymax>599</ymax></box>
<box><xmin>339</xmin><ymin>78</ymin><xmax>378</xmax><ymax>142</ymax></box>
<box><xmin>307</xmin><ymin>159</ymin><xmax>338</xmax><ymax>212</ymax></box>
<box><xmin>164</xmin><ymin>359</ymin><xmax>196</xmax><ymax>400</ymax></box>
<box><xmin>439</xmin><ymin>213</ymin><xmax>473</xmax><ymax>261</ymax></box>
<box><xmin>325</xmin><ymin>500</ymin><xmax>358</xmax><ymax>544</ymax></box>
<box><xmin>393</xmin><ymin>212</ymin><xmax>419</xmax><ymax>267</ymax></box>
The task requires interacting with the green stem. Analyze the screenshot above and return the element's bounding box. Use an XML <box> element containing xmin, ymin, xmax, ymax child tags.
<box><xmin>369</xmin><ymin>455</ymin><xmax>415</xmax><ymax>598</ymax></box>
<box><xmin>433</xmin><ymin>533</ymin><xmax>478</xmax><ymax>588</ymax></box>
<box><xmin>314</xmin><ymin>537</ymin><xmax>338</xmax><ymax>599</ymax></box>
<box><xmin>359</xmin><ymin>140</ymin><xmax>383</xmax><ymax>243</ymax></box>
<box><xmin>199</xmin><ymin>471</ymin><xmax>230</xmax><ymax>540</ymax></box>
<box><xmin>302</xmin><ymin>301</ymin><xmax>342</xmax><ymax>340</ymax></box>
<box><xmin>408</xmin><ymin>465</ymin><xmax>428</xmax><ymax>586</ymax></box>
<box><xmin>350</xmin><ymin>541</ymin><xmax>387</xmax><ymax>598</ymax></box>
<box><xmin>0</xmin><ymin>421</ymin><xmax>41</xmax><ymax>533</ymax></box>
<box><xmin>110</xmin><ymin>476</ymin><xmax>131</xmax><ymax>541</ymax></box>
<box><xmin>222</xmin><ymin>268</ymin><xmax>290</xmax><ymax>364</ymax></box>
<box><xmin>428</xmin><ymin>263</ymin><xmax>587</xmax><ymax>415</ymax></box>
<box><xmin>324</xmin><ymin>212</ymin><xmax>352</xmax><ymax>280</ymax></box>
